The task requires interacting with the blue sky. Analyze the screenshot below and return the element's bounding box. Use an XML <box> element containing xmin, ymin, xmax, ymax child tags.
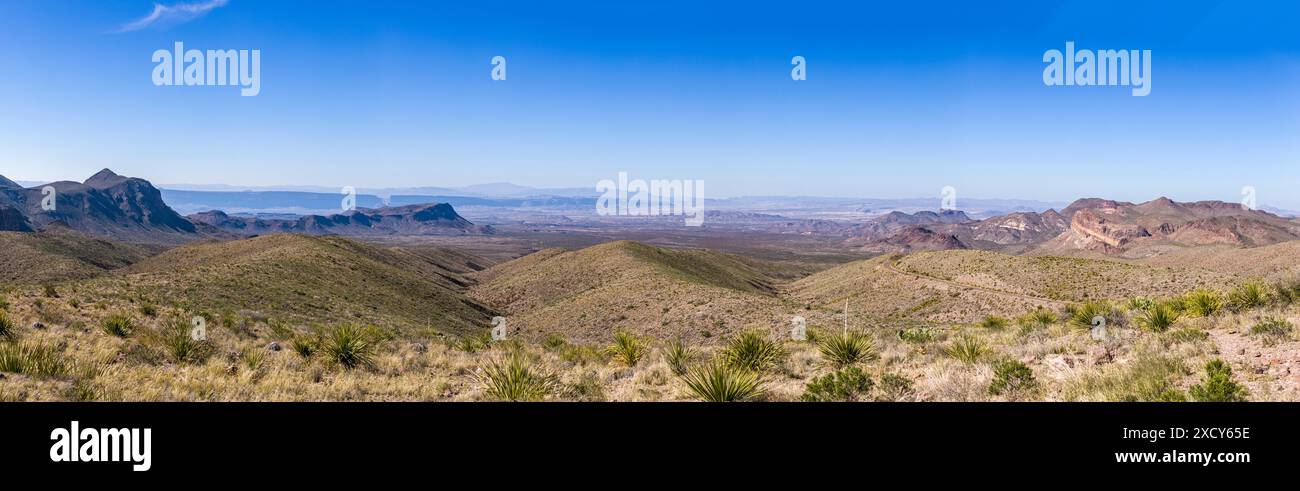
<box><xmin>1</xmin><ymin>0</ymin><xmax>1298</xmax><ymax>206</ymax></box>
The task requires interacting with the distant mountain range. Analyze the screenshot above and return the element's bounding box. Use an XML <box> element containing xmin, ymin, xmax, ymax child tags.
<box><xmin>1</xmin><ymin>170</ymin><xmax>490</xmax><ymax>243</ymax></box>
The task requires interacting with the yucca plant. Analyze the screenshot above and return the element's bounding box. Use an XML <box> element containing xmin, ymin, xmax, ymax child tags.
<box><xmin>0</xmin><ymin>342</ymin><xmax>69</xmax><ymax>377</ymax></box>
<box><xmin>943</xmin><ymin>335</ymin><xmax>988</xmax><ymax>364</ymax></box>
<box><xmin>680</xmin><ymin>360</ymin><xmax>765</xmax><ymax>402</ymax></box>
<box><xmin>479</xmin><ymin>351</ymin><xmax>557</xmax><ymax>401</ymax></box>
<box><xmin>1068</xmin><ymin>301</ymin><xmax>1110</xmax><ymax>329</ymax></box>
<box><xmin>604</xmin><ymin>330</ymin><xmax>648</xmax><ymax>367</ymax></box>
<box><xmin>663</xmin><ymin>337</ymin><xmax>696</xmax><ymax>376</ymax></box>
<box><xmin>291</xmin><ymin>335</ymin><xmax>318</xmax><ymax>359</ymax></box>
<box><xmin>1182</xmin><ymin>289</ymin><xmax>1223</xmax><ymax>317</ymax></box>
<box><xmin>722</xmin><ymin>330</ymin><xmax>787</xmax><ymax>372</ymax></box>
<box><xmin>100</xmin><ymin>313</ymin><xmax>134</xmax><ymax>337</ymax></box>
<box><xmin>1227</xmin><ymin>282</ymin><xmax>1270</xmax><ymax>312</ymax></box>
<box><xmin>0</xmin><ymin>310</ymin><xmax>15</xmax><ymax>339</ymax></box>
<box><xmin>1027</xmin><ymin>308</ymin><xmax>1058</xmax><ymax>328</ymax></box>
<box><xmin>1137</xmin><ymin>302</ymin><xmax>1180</xmax><ymax>332</ymax></box>
<box><xmin>320</xmin><ymin>324</ymin><xmax>377</xmax><ymax>369</ymax></box>
<box><xmin>160</xmin><ymin>320</ymin><xmax>212</xmax><ymax>364</ymax></box>
<box><xmin>818</xmin><ymin>329</ymin><xmax>876</xmax><ymax>368</ymax></box>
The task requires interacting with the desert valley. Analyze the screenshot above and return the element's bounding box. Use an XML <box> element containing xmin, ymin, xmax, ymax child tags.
<box><xmin>2</xmin><ymin>169</ymin><xmax>1298</xmax><ymax>402</ymax></box>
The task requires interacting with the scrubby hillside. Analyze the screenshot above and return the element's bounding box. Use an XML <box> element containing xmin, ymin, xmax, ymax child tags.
<box><xmin>470</xmin><ymin>241</ymin><xmax>811</xmax><ymax>342</ymax></box>
<box><xmin>109</xmin><ymin>234</ymin><xmax>494</xmax><ymax>335</ymax></box>
<box><xmin>0</xmin><ymin>227</ymin><xmax>153</xmax><ymax>283</ymax></box>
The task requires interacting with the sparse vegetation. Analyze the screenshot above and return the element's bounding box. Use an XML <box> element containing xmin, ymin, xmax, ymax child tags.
<box><xmin>1189</xmin><ymin>359</ymin><xmax>1247</xmax><ymax>402</ymax></box>
<box><xmin>1250</xmin><ymin>317</ymin><xmax>1293</xmax><ymax>345</ymax></box>
<box><xmin>680</xmin><ymin>360</ymin><xmax>765</xmax><ymax>402</ymax></box>
<box><xmin>896</xmin><ymin>327</ymin><xmax>935</xmax><ymax>344</ymax></box>
<box><xmin>0</xmin><ymin>310</ymin><xmax>15</xmax><ymax>339</ymax></box>
<box><xmin>159</xmin><ymin>320</ymin><xmax>212</xmax><ymax>364</ymax></box>
<box><xmin>980</xmin><ymin>316</ymin><xmax>1010</xmax><ymax>330</ymax></box>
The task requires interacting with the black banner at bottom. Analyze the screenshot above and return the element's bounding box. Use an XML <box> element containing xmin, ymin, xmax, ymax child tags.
<box><xmin>0</xmin><ymin>403</ymin><xmax>1288</xmax><ymax>480</ymax></box>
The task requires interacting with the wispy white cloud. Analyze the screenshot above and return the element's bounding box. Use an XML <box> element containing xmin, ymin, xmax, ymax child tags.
<box><xmin>116</xmin><ymin>0</ymin><xmax>229</xmax><ymax>33</ymax></box>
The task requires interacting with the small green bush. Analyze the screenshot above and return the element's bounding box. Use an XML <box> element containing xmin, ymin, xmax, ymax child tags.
<box><xmin>1189</xmin><ymin>359</ymin><xmax>1247</xmax><ymax>402</ymax></box>
<box><xmin>988</xmin><ymin>359</ymin><xmax>1037</xmax><ymax>396</ymax></box>
<box><xmin>980</xmin><ymin>316</ymin><xmax>1010</xmax><ymax>330</ymax></box>
<box><xmin>801</xmin><ymin>366</ymin><xmax>873</xmax><ymax>402</ymax></box>
<box><xmin>1227</xmin><ymin>282</ymin><xmax>1270</xmax><ymax>312</ymax></box>
<box><xmin>1137</xmin><ymin>302</ymin><xmax>1180</xmax><ymax>332</ymax></box>
<box><xmin>320</xmin><ymin>324</ymin><xmax>377</xmax><ymax>369</ymax></box>
<box><xmin>944</xmin><ymin>335</ymin><xmax>988</xmax><ymax>364</ymax></box>
<box><xmin>0</xmin><ymin>310</ymin><xmax>15</xmax><ymax>339</ymax></box>
<box><xmin>1181</xmin><ymin>289</ymin><xmax>1223</xmax><ymax>317</ymax></box>
<box><xmin>1250</xmin><ymin>317</ymin><xmax>1293</xmax><ymax>341</ymax></box>
<box><xmin>479</xmin><ymin>351</ymin><xmax>557</xmax><ymax>401</ymax></box>
<box><xmin>896</xmin><ymin>327</ymin><xmax>935</xmax><ymax>344</ymax></box>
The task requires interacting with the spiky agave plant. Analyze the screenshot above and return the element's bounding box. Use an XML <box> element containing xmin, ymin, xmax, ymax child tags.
<box><xmin>722</xmin><ymin>330</ymin><xmax>787</xmax><ymax>372</ymax></box>
<box><xmin>663</xmin><ymin>337</ymin><xmax>696</xmax><ymax>376</ymax></box>
<box><xmin>680</xmin><ymin>360</ymin><xmax>765</xmax><ymax>402</ymax></box>
<box><xmin>1182</xmin><ymin>289</ymin><xmax>1223</xmax><ymax>317</ymax></box>
<box><xmin>479</xmin><ymin>351</ymin><xmax>557</xmax><ymax>402</ymax></box>
<box><xmin>604</xmin><ymin>330</ymin><xmax>648</xmax><ymax>367</ymax></box>
<box><xmin>818</xmin><ymin>329</ymin><xmax>876</xmax><ymax>368</ymax></box>
<box><xmin>320</xmin><ymin>324</ymin><xmax>377</xmax><ymax>369</ymax></box>
<box><xmin>1137</xmin><ymin>302</ymin><xmax>1180</xmax><ymax>332</ymax></box>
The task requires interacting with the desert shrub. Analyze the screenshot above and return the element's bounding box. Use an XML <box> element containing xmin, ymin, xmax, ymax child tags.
<box><xmin>1227</xmin><ymin>282</ymin><xmax>1270</xmax><ymax>312</ymax></box>
<box><xmin>817</xmin><ymin>330</ymin><xmax>876</xmax><ymax>368</ymax></box>
<box><xmin>943</xmin><ymin>335</ymin><xmax>988</xmax><ymax>364</ymax></box>
<box><xmin>1181</xmin><ymin>289</ymin><xmax>1223</xmax><ymax>317</ymax></box>
<box><xmin>159</xmin><ymin>320</ymin><xmax>212</xmax><ymax>364</ymax></box>
<box><xmin>1189</xmin><ymin>359</ymin><xmax>1247</xmax><ymax>402</ymax></box>
<box><xmin>1126</xmin><ymin>297</ymin><xmax>1155</xmax><ymax>313</ymax></box>
<box><xmin>479</xmin><ymin>351</ymin><xmax>557</xmax><ymax>401</ymax></box>
<box><xmin>896</xmin><ymin>327</ymin><xmax>935</xmax><ymax>344</ymax></box>
<box><xmin>139</xmin><ymin>303</ymin><xmax>158</xmax><ymax>318</ymax></box>
<box><xmin>1136</xmin><ymin>302</ymin><xmax>1180</xmax><ymax>332</ymax></box>
<box><xmin>1250</xmin><ymin>317</ymin><xmax>1293</xmax><ymax>345</ymax></box>
<box><xmin>291</xmin><ymin>335</ymin><xmax>318</xmax><ymax>359</ymax></box>
<box><xmin>100</xmin><ymin>313</ymin><xmax>134</xmax><ymax>337</ymax></box>
<box><xmin>800</xmin><ymin>366</ymin><xmax>873</xmax><ymax>402</ymax></box>
<box><xmin>450</xmin><ymin>330</ymin><xmax>493</xmax><ymax>353</ymax></box>
<box><xmin>680</xmin><ymin>360</ymin><xmax>765</xmax><ymax>402</ymax></box>
<box><xmin>0</xmin><ymin>310</ymin><xmax>15</xmax><ymax>339</ymax></box>
<box><xmin>1068</xmin><ymin>301</ymin><xmax>1112</xmax><ymax>329</ymax></box>
<box><xmin>988</xmin><ymin>359</ymin><xmax>1037</xmax><ymax>397</ymax></box>
<box><xmin>1065</xmin><ymin>351</ymin><xmax>1188</xmax><ymax>402</ymax></box>
<box><xmin>542</xmin><ymin>334</ymin><xmax>568</xmax><ymax>350</ymax></box>
<box><xmin>560</xmin><ymin>371</ymin><xmax>605</xmax><ymax>402</ymax></box>
<box><xmin>241</xmin><ymin>349</ymin><xmax>267</xmax><ymax>372</ymax></box>
<box><xmin>0</xmin><ymin>342</ymin><xmax>68</xmax><ymax>377</ymax></box>
<box><xmin>877</xmin><ymin>373</ymin><xmax>915</xmax><ymax>401</ymax></box>
<box><xmin>1272</xmin><ymin>278</ymin><xmax>1300</xmax><ymax>305</ymax></box>
<box><xmin>42</xmin><ymin>284</ymin><xmax>58</xmax><ymax>298</ymax></box>
<box><xmin>723</xmin><ymin>330</ymin><xmax>787</xmax><ymax>372</ymax></box>
<box><xmin>980</xmin><ymin>316</ymin><xmax>1010</xmax><ymax>330</ymax></box>
<box><xmin>604</xmin><ymin>330</ymin><xmax>648</xmax><ymax>367</ymax></box>
<box><xmin>320</xmin><ymin>324</ymin><xmax>377</xmax><ymax>369</ymax></box>
<box><xmin>1018</xmin><ymin>309</ymin><xmax>1058</xmax><ymax>329</ymax></box>
<box><xmin>1166</xmin><ymin>328</ymin><xmax>1209</xmax><ymax>343</ymax></box>
<box><xmin>663</xmin><ymin>337</ymin><xmax>696</xmax><ymax>376</ymax></box>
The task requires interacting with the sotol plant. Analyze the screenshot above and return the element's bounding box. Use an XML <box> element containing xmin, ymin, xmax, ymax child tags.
<box><xmin>0</xmin><ymin>342</ymin><xmax>68</xmax><ymax>377</ymax></box>
<box><xmin>0</xmin><ymin>310</ymin><xmax>15</xmax><ymax>339</ymax></box>
<box><xmin>1227</xmin><ymin>282</ymin><xmax>1270</xmax><ymax>312</ymax></box>
<box><xmin>818</xmin><ymin>330</ymin><xmax>876</xmax><ymax>368</ymax></box>
<box><xmin>663</xmin><ymin>337</ymin><xmax>696</xmax><ymax>376</ymax></box>
<box><xmin>944</xmin><ymin>335</ymin><xmax>988</xmax><ymax>364</ymax></box>
<box><xmin>100</xmin><ymin>313</ymin><xmax>134</xmax><ymax>337</ymax></box>
<box><xmin>680</xmin><ymin>360</ymin><xmax>765</xmax><ymax>402</ymax></box>
<box><xmin>722</xmin><ymin>330</ymin><xmax>787</xmax><ymax>372</ymax></box>
<box><xmin>604</xmin><ymin>330</ymin><xmax>648</xmax><ymax>367</ymax></box>
<box><xmin>320</xmin><ymin>324</ymin><xmax>377</xmax><ymax>370</ymax></box>
<box><xmin>479</xmin><ymin>351</ymin><xmax>557</xmax><ymax>401</ymax></box>
<box><xmin>1136</xmin><ymin>302</ymin><xmax>1180</xmax><ymax>332</ymax></box>
<box><xmin>1181</xmin><ymin>289</ymin><xmax>1223</xmax><ymax>317</ymax></box>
